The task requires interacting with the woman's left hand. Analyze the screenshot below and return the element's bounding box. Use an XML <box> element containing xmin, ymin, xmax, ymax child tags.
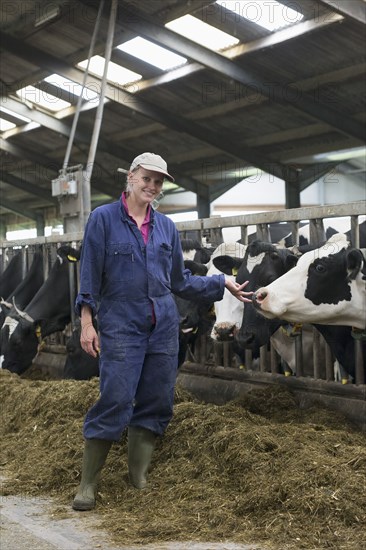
<box><xmin>225</xmin><ymin>278</ymin><xmax>253</xmax><ymax>303</ymax></box>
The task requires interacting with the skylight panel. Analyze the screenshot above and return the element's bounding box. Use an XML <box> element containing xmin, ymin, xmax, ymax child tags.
<box><xmin>0</xmin><ymin>106</ymin><xmax>31</xmax><ymax>123</ymax></box>
<box><xmin>117</xmin><ymin>37</ymin><xmax>187</xmax><ymax>71</ymax></box>
<box><xmin>77</xmin><ymin>55</ymin><xmax>142</xmax><ymax>85</ymax></box>
<box><xmin>0</xmin><ymin>118</ymin><xmax>16</xmax><ymax>131</ymax></box>
<box><xmin>16</xmin><ymin>85</ymin><xmax>71</xmax><ymax>112</ymax></box>
<box><xmin>166</xmin><ymin>14</ymin><xmax>239</xmax><ymax>51</ymax></box>
<box><xmin>44</xmin><ymin>74</ymin><xmax>99</xmax><ymax>102</ymax></box>
<box><xmin>216</xmin><ymin>1</ymin><xmax>303</xmax><ymax>31</ymax></box>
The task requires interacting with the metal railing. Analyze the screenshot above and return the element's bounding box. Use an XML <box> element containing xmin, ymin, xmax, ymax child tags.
<box><xmin>175</xmin><ymin>201</ymin><xmax>365</xmax><ymax>386</ymax></box>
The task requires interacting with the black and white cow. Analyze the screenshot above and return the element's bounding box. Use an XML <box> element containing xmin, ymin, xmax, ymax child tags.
<box><xmin>0</xmin><ymin>251</ymin><xmax>44</xmax><ymax>329</ymax></box>
<box><xmin>181</xmin><ymin>238</ymin><xmax>214</xmax><ymax>264</ymax></box>
<box><xmin>0</xmin><ymin>245</ymin><xmax>80</xmax><ymax>374</ymax></box>
<box><xmin>0</xmin><ymin>250</ymin><xmax>24</xmax><ymax>300</ymax></box>
<box><xmin>207</xmin><ymin>242</ymin><xmax>247</xmax><ymax>342</ymax></box>
<box><xmin>175</xmin><ymin>259</ymin><xmax>216</xmax><ymax>367</ymax></box>
<box><xmin>248</xmin><ymin>234</ymin><xmax>365</xmax><ymax>381</ymax></box>
<box><xmin>253</xmin><ymin>233</ymin><xmax>365</xmax><ymax>329</ymax></box>
<box><xmin>213</xmin><ymin>240</ymin><xmax>298</xmax><ymax>356</ymax></box>
<box><xmin>211</xmin><ymin>241</ymin><xmax>319</xmax><ymax>375</ymax></box>
<box><xmin>326</xmin><ymin>220</ymin><xmax>366</xmax><ymax>248</ymax></box>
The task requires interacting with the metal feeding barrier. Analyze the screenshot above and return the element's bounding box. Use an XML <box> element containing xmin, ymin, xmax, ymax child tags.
<box><xmin>175</xmin><ymin>201</ymin><xmax>365</xmax><ymax>386</ymax></box>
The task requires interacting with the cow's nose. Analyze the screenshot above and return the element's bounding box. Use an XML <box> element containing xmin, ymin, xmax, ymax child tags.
<box><xmin>253</xmin><ymin>290</ymin><xmax>267</xmax><ymax>304</ymax></box>
<box><xmin>215</xmin><ymin>324</ymin><xmax>236</xmax><ymax>340</ymax></box>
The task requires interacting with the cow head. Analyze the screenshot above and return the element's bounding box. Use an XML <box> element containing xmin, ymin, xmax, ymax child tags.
<box><xmin>180</xmin><ymin>239</ymin><xmax>213</xmax><ymax>264</ymax></box>
<box><xmin>209</xmin><ymin>254</ymin><xmax>243</xmax><ymax>342</ymax></box>
<box><xmin>0</xmin><ymin>298</ymin><xmax>12</xmax><ymax>330</ymax></box>
<box><xmin>233</xmin><ymin>241</ymin><xmax>298</xmax><ymax>354</ymax></box>
<box><xmin>176</xmin><ymin>259</ymin><xmax>215</xmax><ymax>366</ymax></box>
<box><xmin>252</xmin><ymin>234</ymin><xmax>365</xmax><ymax>329</ymax></box>
<box><xmin>0</xmin><ymin>245</ymin><xmax>80</xmax><ymax>374</ymax></box>
<box><xmin>0</xmin><ymin>314</ymin><xmax>38</xmax><ymax>373</ymax></box>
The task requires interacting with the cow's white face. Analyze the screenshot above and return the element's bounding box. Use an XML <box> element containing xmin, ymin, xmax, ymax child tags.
<box><xmin>208</xmin><ymin>242</ymin><xmax>247</xmax><ymax>341</ymax></box>
<box><xmin>0</xmin><ymin>316</ymin><xmax>20</xmax><ymax>368</ymax></box>
<box><xmin>253</xmin><ymin>234</ymin><xmax>366</xmax><ymax>329</ymax></box>
<box><xmin>210</xmin><ymin>276</ymin><xmax>244</xmax><ymax>340</ymax></box>
<box><xmin>3</xmin><ymin>316</ymin><xmax>20</xmax><ymax>338</ymax></box>
<box><xmin>182</xmin><ymin>248</ymin><xmax>196</xmax><ymax>261</ymax></box>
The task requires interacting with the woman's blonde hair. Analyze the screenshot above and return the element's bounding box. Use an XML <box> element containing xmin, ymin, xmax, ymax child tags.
<box><xmin>125</xmin><ymin>167</ymin><xmax>139</xmax><ymax>195</ymax></box>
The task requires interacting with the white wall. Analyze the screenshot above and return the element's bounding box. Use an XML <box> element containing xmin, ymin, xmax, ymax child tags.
<box><xmin>162</xmin><ymin>170</ymin><xmax>365</xmax><ymax>223</ymax></box>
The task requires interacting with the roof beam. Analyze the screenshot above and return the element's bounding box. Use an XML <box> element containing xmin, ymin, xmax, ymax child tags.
<box><xmin>0</xmin><ymin>198</ymin><xmax>38</xmax><ymax>221</ymax></box>
<box><xmin>1</xmin><ymin>96</ymin><xmax>134</xmax><ymax>166</ymax></box>
<box><xmin>159</xmin><ymin>0</ymin><xmax>217</xmax><ymax>22</ymax></box>
<box><xmin>0</xmin><ymin>136</ymin><xmax>121</xmax><ymax>200</ymax></box>
<box><xmin>0</xmin><ymin>136</ymin><xmax>60</xmax><ymax>168</ymax></box>
<box><xmin>0</xmin><ymin>172</ymin><xmax>58</xmax><ymax>204</ymax></box>
<box><xmin>317</xmin><ymin>0</ymin><xmax>366</xmax><ymax>24</ymax></box>
<box><xmin>297</xmin><ymin>162</ymin><xmax>340</xmax><ymax>191</ymax></box>
<box><xmin>120</xmin><ymin>5</ymin><xmax>364</xmax><ymax>143</ymax></box>
<box><xmin>124</xmin><ymin>13</ymin><xmax>344</xmax><ymax>94</ymax></box>
<box><xmin>0</xmin><ymin>32</ymin><xmax>293</xmax><ymax>182</ymax></box>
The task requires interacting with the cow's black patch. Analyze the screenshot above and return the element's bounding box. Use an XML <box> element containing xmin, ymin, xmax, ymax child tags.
<box><xmin>305</xmin><ymin>249</ymin><xmax>351</xmax><ymax>305</ymax></box>
<box><xmin>235</xmin><ymin>241</ymin><xmax>297</xmax><ymax>352</ymax></box>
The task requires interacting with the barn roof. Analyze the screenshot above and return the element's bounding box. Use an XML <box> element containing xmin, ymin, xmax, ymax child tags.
<box><xmin>0</xmin><ymin>0</ymin><xmax>365</xmax><ymax>231</ymax></box>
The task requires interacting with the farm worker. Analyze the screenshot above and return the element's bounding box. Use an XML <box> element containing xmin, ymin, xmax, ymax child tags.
<box><xmin>72</xmin><ymin>152</ymin><xmax>252</xmax><ymax>510</ymax></box>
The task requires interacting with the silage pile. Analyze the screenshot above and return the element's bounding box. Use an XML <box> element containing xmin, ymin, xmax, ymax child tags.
<box><xmin>1</xmin><ymin>369</ymin><xmax>365</xmax><ymax>550</ymax></box>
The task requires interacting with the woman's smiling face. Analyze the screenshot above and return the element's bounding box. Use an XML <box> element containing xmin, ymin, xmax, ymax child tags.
<box><xmin>127</xmin><ymin>167</ymin><xmax>164</xmax><ymax>206</ymax></box>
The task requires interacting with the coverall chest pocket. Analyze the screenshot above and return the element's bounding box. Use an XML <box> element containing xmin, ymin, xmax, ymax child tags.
<box><xmin>106</xmin><ymin>243</ymin><xmax>134</xmax><ymax>281</ymax></box>
<box><xmin>159</xmin><ymin>243</ymin><xmax>173</xmax><ymax>281</ymax></box>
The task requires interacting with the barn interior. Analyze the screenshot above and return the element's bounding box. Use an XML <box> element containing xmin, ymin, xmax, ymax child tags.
<box><xmin>1</xmin><ymin>5</ymin><xmax>365</xmax><ymax>549</ymax></box>
<box><xmin>0</xmin><ymin>0</ymin><xmax>365</xmax><ymax>237</ymax></box>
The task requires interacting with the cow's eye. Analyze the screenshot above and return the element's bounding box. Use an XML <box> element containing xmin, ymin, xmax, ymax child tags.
<box><xmin>315</xmin><ymin>264</ymin><xmax>326</xmax><ymax>273</ymax></box>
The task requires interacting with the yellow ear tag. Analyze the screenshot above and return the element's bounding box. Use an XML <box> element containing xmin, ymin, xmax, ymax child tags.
<box><xmin>35</xmin><ymin>325</ymin><xmax>42</xmax><ymax>338</ymax></box>
<box><xmin>232</xmin><ymin>267</ymin><xmax>238</xmax><ymax>276</ymax></box>
<box><xmin>67</xmin><ymin>255</ymin><xmax>78</xmax><ymax>262</ymax></box>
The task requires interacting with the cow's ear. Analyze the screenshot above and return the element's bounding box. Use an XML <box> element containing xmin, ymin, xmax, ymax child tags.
<box><xmin>184</xmin><ymin>259</ymin><xmax>208</xmax><ymax>276</ymax></box>
<box><xmin>347</xmin><ymin>249</ymin><xmax>363</xmax><ymax>280</ymax></box>
<box><xmin>285</xmin><ymin>254</ymin><xmax>298</xmax><ymax>271</ymax></box>
<box><xmin>213</xmin><ymin>255</ymin><xmax>241</xmax><ymax>276</ymax></box>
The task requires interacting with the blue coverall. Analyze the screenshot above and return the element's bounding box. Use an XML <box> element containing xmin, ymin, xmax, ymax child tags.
<box><xmin>75</xmin><ymin>199</ymin><xmax>225</xmax><ymax>441</ymax></box>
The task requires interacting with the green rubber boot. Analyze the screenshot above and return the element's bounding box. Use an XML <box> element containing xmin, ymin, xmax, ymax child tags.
<box><xmin>128</xmin><ymin>426</ymin><xmax>157</xmax><ymax>489</ymax></box>
<box><xmin>72</xmin><ymin>438</ymin><xmax>112</xmax><ymax>511</ymax></box>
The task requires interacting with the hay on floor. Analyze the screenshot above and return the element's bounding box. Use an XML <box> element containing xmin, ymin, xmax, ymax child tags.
<box><xmin>1</xmin><ymin>369</ymin><xmax>365</xmax><ymax>550</ymax></box>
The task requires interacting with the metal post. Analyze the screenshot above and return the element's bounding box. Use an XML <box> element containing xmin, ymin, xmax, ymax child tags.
<box><xmin>294</xmin><ymin>334</ymin><xmax>304</xmax><ymax>377</ymax></box>
<box><xmin>354</xmin><ymin>340</ymin><xmax>365</xmax><ymax>385</ymax></box>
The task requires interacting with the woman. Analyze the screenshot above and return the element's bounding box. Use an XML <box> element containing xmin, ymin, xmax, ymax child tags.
<box><xmin>73</xmin><ymin>152</ymin><xmax>252</xmax><ymax>510</ymax></box>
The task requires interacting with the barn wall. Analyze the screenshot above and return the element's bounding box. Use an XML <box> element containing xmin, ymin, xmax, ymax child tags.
<box><xmin>159</xmin><ymin>173</ymin><xmax>366</xmax><ymax>216</ymax></box>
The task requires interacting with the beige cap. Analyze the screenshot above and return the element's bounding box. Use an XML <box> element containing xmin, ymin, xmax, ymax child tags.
<box><xmin>129</xmin><ymin>152</ymin><xmax>175</xmax><ymax>182</ymax></box>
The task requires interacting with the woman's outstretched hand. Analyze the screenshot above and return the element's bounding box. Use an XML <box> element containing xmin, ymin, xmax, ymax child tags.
<box><xmin>224</xmin><ymin>278</ymin><xmax>253</xmax><ymax>303</ymax></box>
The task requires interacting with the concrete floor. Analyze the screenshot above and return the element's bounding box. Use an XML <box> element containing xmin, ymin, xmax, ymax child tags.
<box><xmin>1</xmin><ymin>495</ymin><xmax>263</xmax><ymax>550</ymax></box>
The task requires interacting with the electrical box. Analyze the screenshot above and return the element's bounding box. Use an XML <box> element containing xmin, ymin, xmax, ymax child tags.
<box><xmin>52</xmin><ymin>174</ymin><xmax>77</xmax><ymax>196</ymax></box>
<box><xmin>51</xmin><ymin>165</ymin><xmax>83</xmax><ymax>220</ymax></box>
